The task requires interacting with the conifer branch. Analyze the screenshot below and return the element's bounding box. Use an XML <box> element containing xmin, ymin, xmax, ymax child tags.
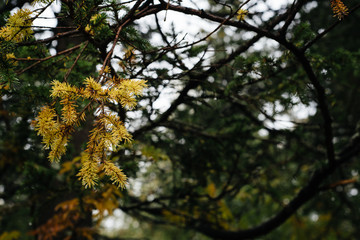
<box><xmin>16</xmin><ymin>43</ymin><xmax>82</xmax><ymax>75</ymax></box>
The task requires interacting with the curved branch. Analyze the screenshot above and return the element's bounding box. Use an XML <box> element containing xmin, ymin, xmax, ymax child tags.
<box><xmin>132</xmin><ymin>33</ymin><xmax>262</xmax><ymax>138</ymax></box>
<box><xmin>16</xmin><ymin>43</ymin><xmax>83</xmax><ymax>75</ymax></box>
<box><xmin>286</xmin><ymin>42</ymin><xmax>335</xmax><ymax>165</ymax></box>
<box><xmin>18</xmin><ymin>29</ymin><xmax>80</xmax><ymax>46</ymax></box>
<box><xmin>131</xmin><ymin>1</ymin><xmax>296</xmax><ymax>138</ymax></box>
<box><xmin>186</xmin><ymin>130</ymin><xmax>360</xmax><ymax>239</ymax></box>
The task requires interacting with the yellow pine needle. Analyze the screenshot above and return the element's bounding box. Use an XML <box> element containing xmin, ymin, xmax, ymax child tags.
<box><xmin>50</xmin><ymin>80</ymin><xmax>79</xmax><ymax>99</ymax></box>
<box><xmin>102</xmin><ymin>161</ymin><xmax>127</xmax><ymax>189</ymax></box>
<box><xmin>6</xmin><ymin>53</ymin><xmax>16</xmax><ymax>60</ymax></box>
<box><xmin>60</xmin><ymin>98</ymin><xmax>79</xmax><ymax>125</ymax></box>
<box><xmin>48</xmin><ymin>132</ymin><xmax>69</xmax><ymax>162</ymax></box>
<box><xmin>83</xmin><ymin>77</ymin><xmax>106</xmax><ymax>101</ymax></box>
<box><xmin>35</xmin><ymin>106</ymin><xmax>61</xmax><ymax>148</ymax></box>
<box><xmin>331</xmin><ymin>0</ymin><xmax>349</xmax><ymax>20</ymax></box>
<box><xmin>108</xmin><ymin>79</ymin><xmax>147</xmax><ymax>109</ymax></box>
<box><xmin>77</xmin><ymin>153</ymin><xmax>99</xmax><ymax>188</ymax></box>
<box><xmin>100</xmin><ymin>113</ymin><xmax>132</xmax><ymax>147</ymax></box>
<box><xmin>35</xmin><ymin>76</ymin><xmax>147</xmax><ymax>188</ymax></box>
<box><xmin>0</xmin><ymin>9</ymin><xmax>33</xmax><ymax>43</ymax></box>
<box><xmin>236</xmin><ymin>9</ymin><xmax>249</xmax><ymax>21</ymax></box>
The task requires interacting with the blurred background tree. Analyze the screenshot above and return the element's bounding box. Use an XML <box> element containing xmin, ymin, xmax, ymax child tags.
<box><xmin>1</xmin><ymin>0</ymin><xmax>360</xmax><ymax>239</ymax></box>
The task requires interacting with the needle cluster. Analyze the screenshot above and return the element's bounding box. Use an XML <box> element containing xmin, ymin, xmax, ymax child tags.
<box><xmin>236</xmin><ymin>9</ymin><xmax>249</xmax><ymax>21</ymax></box>
<box><xmin>331</xmin><ymin>0</ymin><xmax>349</xmax><ymax>19</ymax></box>
<box><xmin>0</xmin><ymin>9</ymin><xmax>33</xmax><ymax>43</ymax></box>
<box><xmin>35</xmin><ymin>76</ymin><xmax>146</xmax><ymax>188</ymax></box>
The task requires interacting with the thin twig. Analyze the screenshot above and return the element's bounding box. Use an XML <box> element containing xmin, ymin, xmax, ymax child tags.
<box><xmin>302</xmin><ymin>3</ymin><xmax>360</xmax><ymax>51</ymax></box>
<box><xmin>18</xmin><ymin>29</ymin><xmax>80</xmax><ymax>46</ymax></box>
<box><xmin>98</xmin><ymin>0</ymin><xmax>145</xmax><ymax>81</ymax></box>
<box><xmin>64</xmin><ymin>41</ymin><xmax>89</xmax><ymax>82</ymax></box>
<box><xmin>17</xmin><ymin>44</ymin><xmax>82</xmax><ymax>75</ymax></box>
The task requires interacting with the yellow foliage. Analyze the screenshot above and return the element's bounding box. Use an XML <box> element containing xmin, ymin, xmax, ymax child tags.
<box><xmin>77</xmin><ymin>153</ymin><xmax>100</xmax><ymax>188</ymax></box>
<box><xmin>90</xmin><ymin>14</ymin><xmax>102</xmax><ymax>23</ymax></box>
<box><xmin>48</xmin><ymin>131</ymin><xmax>70</xmax><ymax>162</ymax></box>
<box><xmin>83</xmin><ymin>77</ymin><xmax>106</xmax><ymax>101</ymax></box>
<box><xmin>30</xmin><ymin>185</ymin><xmax>121</xmax><ymax>239</ymax></box>
<box><xmin>102</xmin><ymin>66</ymin><xmax>111</xmax><ymax>74</ymax></box>
<box><xmin>59</xmin><ymin>160</ymin><xmax>77</xmax><ymax>174</ymax></box>
<box><xmin>206</xmin><ymin>183</ymin><xmax>217</xmax><ymax>198</ymax></box>
<box><xmin>84</xmin><ymin>14</ymin><xmax>106</xmax><ymax>36</ymax></box>
<box><xmin>77</xmin><ymin>113</ymin><xmax>131</xmax><ymax>188</ymax></box>
<box><xmin>35</xmin><ymin>77</ymin><xmax>146</xmax><ymax>188</ymax></box>
<box><xmin>85</xmin><ymin>25</ymin><xmax>95</xmax><ymax>35</ymax></box>
<box><xmin>50</xmin><ymin>80</ymin><xmax>79</xmax><ymax>99</ymax></box>
<box><xmin>29</xmin><ymin>198</ymin><xmax>83</xmax><ymax>240</ymax></box>
<box><xmin>5</xmin><ymin>53</ymin><xmax>15</xmax><ymax>60</ymax></box>
<box><xmin>108</xmin><ymin>78</ymin><xmax>147</xmax><ymax>109</ymax></box>
<box><xmin>4</xmin><ymin>53</ymin><xmax>17</xmax><ymax>66</ymax></box>
<box><xmin>162</xmin><ymin>210</ymin><xmax>187</xmax><ymax>226</ymax></box>
<box><xmin>0</xmin><ymin>231</ymin><xmax>20</xmax><ymax>240</ymax></box>
<box><xmin>60</xmin><ymin>98</ymin><xmax>78</xmax><ymax>125</ymax></box>
<box><xmin>55</xmin><ymin>198</ymin><xmax>79</xmax><ymax>212</ymax></box>
<box><xmin>118</xmin><ymin>47</ymin><xmax>136</xmax><ymax>71</ymax></box>
<box><xmin>331</xmin><ymin>0</ymin><xmax>349</xmax><ymax>19</ymax></box>
<box><xmin>102</xmin><ymin>161</ymin><xmax>127</xmax><ymax>189</ymax></box>
<box><xmin>0</xmin><ymin>83</ymin><xmax>10</xmax><ymax>90</ymax></box>
<box><xmin>0</xmin><ymin>9</ymin><xmax>33</xmax><ymax>43</ymax></box>
<box><xmin>217</xmin><ymin>200</ymin><xmax>234</xmax><ymax>229</ymax></box>
<box><xmin>99</xmin><ymin>112</ymin><xmax>132</xmax><ymax>145</ymax></box>
<box><xmin>35</xmin><ymin>106</ymin><xmax>61</xmax><ymax>149</ymax></box>
<box><xmin>236</xmin><ymin>9</ymin><xmax>249</xmax><ymax>21</ymax></box>
<box><xmin>84</xmin><ymin>185</ymin><xmax>121</xmax><ymax>221</ymax></box>
<box><xmin>36</xmin><ymin>76</ymin><xmax>146</xmax><ymax>188</ymax></box>
<box><xmin>124</xmin><ymin>47</ymin><xmax>134</xmax><ymax>59</ymax></box>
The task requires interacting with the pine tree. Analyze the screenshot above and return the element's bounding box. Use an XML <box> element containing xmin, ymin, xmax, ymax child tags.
<box><xmin>1</xmin><ymin>0</ymin><xmax>360</xmax><ymax>239</ymax></box>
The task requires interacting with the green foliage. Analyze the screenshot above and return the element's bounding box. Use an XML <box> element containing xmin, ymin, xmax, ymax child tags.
<box><xmin>120</xmin><ymin>26</ymin><xmax>152</xmax><ymax>51</ymax></box>
<box><xmin>0</xmin><ymin>231</ymin><xmax>20</xmax><ymax>240</ymax></box>
<box><xmin>291</xmin><ymin>22</ymin><xmax>316</xmax><ymax>47</ymax></box>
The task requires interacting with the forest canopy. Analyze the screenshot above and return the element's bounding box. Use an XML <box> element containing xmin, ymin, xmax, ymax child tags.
<box><xmin>1</xmin><ymin>0</ymin><xmax>360</xmax><ymax>239</ymax></box>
